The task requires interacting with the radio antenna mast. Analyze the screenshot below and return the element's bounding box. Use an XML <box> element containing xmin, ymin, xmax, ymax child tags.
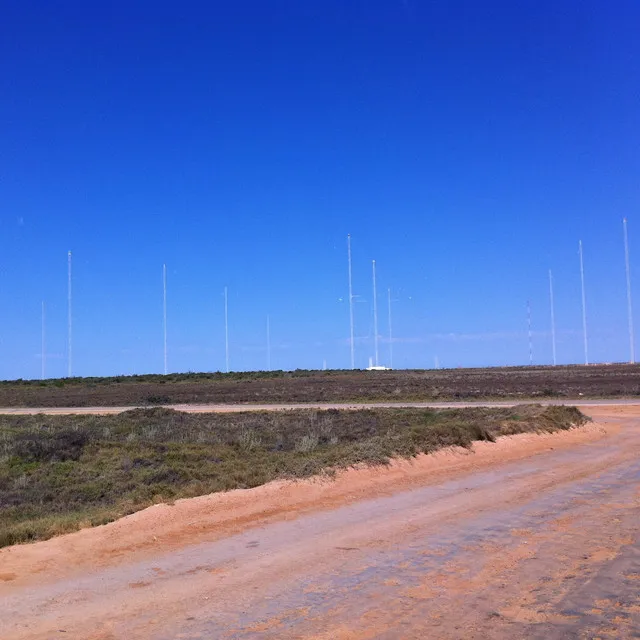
<box><xmin>266</xmin><ymin>315</ymin><xmax>271</xmax><ymax>371</ymax></box>
<box><xmin>387</xmin><ymin>287</ymin><xmax>393</xmax><ymax>369</ymax></box>
<box><xmin>163</xmin><ymin>264</ymin><xmax>168</xmax><ymax>375</ymax></box>
<box><xmin>579</xmin><ymin>240</ymin><xmax>589</xmax><ymax>365</ymax></box>
<box><xmin>224</xmin><ymin>286</ymin><xmax>230</xmax><ymax>373</ymax></box>
<box><xmin>67</xmin><ymin>251</ymin><xmax>72</xmax><ymax>377</ymax></box>
<box><xmin>527</xmin><ymin>299</ymin><xmax>533</xmax><ymax>365</ymax></box>
<box><xmin>347</xmin><ymin>234</ymin><xmax>355</xmax><ymax>369</ymax></box>
<box><xmin>624</xmin><ymin>218</ymin><xmax>635</xmax><ymax>364</ymax></box>
<box><xmin>372</xmin><ymin>260</ymin><xmax>379</xmax><ymax>366</ymax></box>
<box><xmin>549</xmin><ymin>270</ymin><xmax>557</xmax><ymax>366</ymax></box>
<box><xmin>41</xmin><ymin>301</ymin><xmax>46</xmax><ymax>380</ymax></box>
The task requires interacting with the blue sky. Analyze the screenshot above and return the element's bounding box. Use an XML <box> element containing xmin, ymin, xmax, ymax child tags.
<box><xmin>1</xmin><ymin>1</ymin><xmax>639</xmax><ymax>378</ymax></box>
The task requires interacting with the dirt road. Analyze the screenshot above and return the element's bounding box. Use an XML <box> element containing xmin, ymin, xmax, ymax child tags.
<box><xmin>0</xmin><ymin>398</ymin><xmax>639</xmax><ymax>415</ymax></box>
<box><xmin>1</xmin><ymin>405</ymin><xmax>639</xmax><ymax>639</ymax></box>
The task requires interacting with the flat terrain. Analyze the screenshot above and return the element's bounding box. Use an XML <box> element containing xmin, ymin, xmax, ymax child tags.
<box><xmin>0</xmin><ymin>404</ymin><xmax>638</xmax><ymax>639</ymax></box>
<box><xmin>1</xmin><ymin>363</ymin><xmax>640</xmax><ymax>407</ymax></box>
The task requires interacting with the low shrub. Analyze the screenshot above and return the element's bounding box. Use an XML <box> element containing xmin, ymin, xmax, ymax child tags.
<box><xmin>0</xmin><ymin>405</ymin><xmax>586</xmax><ymax>547</ymax></box>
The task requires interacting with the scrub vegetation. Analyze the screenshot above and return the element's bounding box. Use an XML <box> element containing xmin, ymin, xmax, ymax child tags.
<box><xmin>0</xmin><ymin>364</ymin><xmax>637</xmax><ymax>407</ymax></box>
<box><xmin>0</xmin><ymin>404</ymin><xmax>586</xmax><ymax>547</ymax></box>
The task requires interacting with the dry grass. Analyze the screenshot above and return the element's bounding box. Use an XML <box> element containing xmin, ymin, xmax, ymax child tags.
<box><xmin>0</xmin><ymin>405</ymin><xmax>587</xmax><ymax>547</ymax></box>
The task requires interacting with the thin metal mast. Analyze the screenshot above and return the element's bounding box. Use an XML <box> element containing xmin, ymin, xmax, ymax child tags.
<box><xmin>266</xmin><ymin>315</ymin><xmax>271</xmax><ymax>371</ymax></box>
<box><xmin>624</xmin><ymin>218</ymin><xmax>635</xmax><ymax>364</ymax></box>
<box><xmin>163</xmin><ymin>264</ymin><xmax>168</xmax><ymax>375</ymax></box>
<box><xmin>579</xmin><ymin>240</ymin><xmax>589</xmax><ymax>365</ymax></box>
<box><xmin>224</xmin><ymin>286</ymin><xmax>230</xmax><ymax>373</ymax></box>
<box><xmin>387</xmin><ymin>288</ymin><xmax>393</xmax><ymax>369</ymax></box>
<box><xmin>67</xmin><ymin>251</ymin><xmax>72</xmax><ymax>377</ymax></box>
<box><xmin>41</xmin><ymin>301</ymin><xmax>46</xmax><ymax>380</ymax></box>
<box><xmin>372</xmin><ymin>260</ymin><xmax>379</xmax><ymax>366</ymax></box>
<box><xmin>347</xmin><ymin>234</ymin><xmax>355</xmax><ymax>369</ymax></box>
<box><xmin>527</xmin><ymin>300</ymin><xmax>533</xmax><ymax>365</ymax></box>
<box><xmin>549</xmin><ymin>269</ymin><xmax>557</xmax><ymax>366</ymax></box>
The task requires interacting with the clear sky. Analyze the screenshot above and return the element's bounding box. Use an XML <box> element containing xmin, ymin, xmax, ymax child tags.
<box><xmin>1</xmin><ymin>1</ymin><xmax>639</xmax><ymax>379</ymax></box>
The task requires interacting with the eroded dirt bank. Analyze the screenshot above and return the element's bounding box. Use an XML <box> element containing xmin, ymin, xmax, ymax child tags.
<box><xmin>1</xmin><ymin>406</ymin><xmax>638</xmax><ymax>639</ymax></box>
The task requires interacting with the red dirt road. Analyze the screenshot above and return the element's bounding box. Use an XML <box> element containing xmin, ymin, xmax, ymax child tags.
<box><xmin>1</xmin><ymin>405</ymin><xmax>639</xmax><ymax>639</ymax></box>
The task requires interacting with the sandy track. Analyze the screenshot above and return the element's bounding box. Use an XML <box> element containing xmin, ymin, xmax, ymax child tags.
<box><xmin>0</xmin><ymin>405</ymin><xmax>638</xmax><ymax>638</ymax></box>
<box><xmin>0</xmin><ymin>398</ymin><xmax>639</xmax><ymax>415</ymax></box>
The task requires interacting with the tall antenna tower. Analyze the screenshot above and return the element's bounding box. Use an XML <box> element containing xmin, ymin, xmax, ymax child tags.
<box><xmin>372</xmin><ymin>260</ymin><xmax>379</xmax><ymax>366</ymax></box>
<box><xmin>579</xmin><ymin>240</ymin><xmax>589</xmax><ymax>365</ymax></box>
<box><xmin>549</xmin><ymin>269</ymin><xmax>557</xmax><ymax>366</ymax></box>
<box><xmin>224</xmin><ymin>286</ymin><xmax>230</xmax><ymax>373</ymax></box>
<box><xmin>67</xmin><ymin>251</ymin><xmax>72</xmax><ymax>377</ymax></box>
<box><xmin>266</xmin><ymin>315</ymin><xmax>271</xmax><ymax>371</ymax></box>
<box><xmin>163</xmin><ymin>264</ymin><xmax>168</xmax><ymax>375</ymax></box>
<box><xmin>527</xmin><ymin>300</ymin><xmax>533</xmax><ymax>365</ymax></box>
<box><xmin>347</xmin><ymin>234</ymin><xmax>355</xmax><ymax>369</ymax></box>
<box><xmin>387</xmin><ymin>288</ymin><xmax>393</xmax><ymax>369</ymax></box>
<box><xmin>623</xmin><ymin>218</ymin><xmax>635</xmax><ymax>364</ymax></box>
<box><xmin>41</xmin><ymin>301</ymin><xmax>46</xmax><ymax>380</ymax></box>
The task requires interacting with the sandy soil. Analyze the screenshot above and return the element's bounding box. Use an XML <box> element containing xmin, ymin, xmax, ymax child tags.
<box><xmin>0</xmin><ymin>409</ymin><xmax>613</xmax><ymax>589</ymax></box>
<box><xmin>1</xmin><ymin>405</ymin><xmax>638</xmax><ymax>639</ymax></box>
<box><xmin>1</xmin><ymin>398</ymin><xmax>640</xmax><ymax>414</ymax></box>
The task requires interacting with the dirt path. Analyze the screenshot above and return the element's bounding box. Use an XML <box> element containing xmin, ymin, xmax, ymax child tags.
<box><xmin>1</xmin><ymin>405</ymin><xmax>638</xmax><ymax>639</ymax></box>
<box><xmin>1</xmin><ymin>398</ymin><xmax>639</xmax><ymax>415</ymax></box>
